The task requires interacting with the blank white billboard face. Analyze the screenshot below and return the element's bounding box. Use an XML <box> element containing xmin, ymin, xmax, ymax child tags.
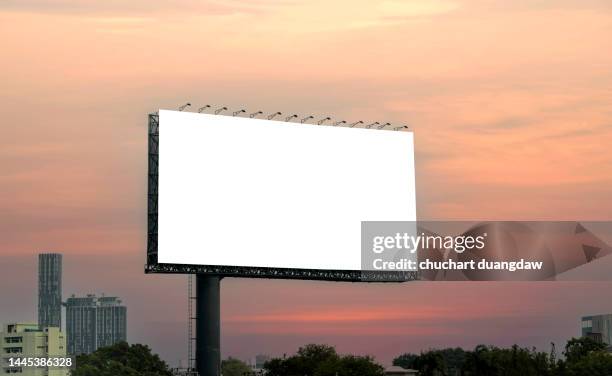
<box><xmin>157</xmin><ymin>109</ymin><xmax>416</xmax><ymax>271</ymax></box>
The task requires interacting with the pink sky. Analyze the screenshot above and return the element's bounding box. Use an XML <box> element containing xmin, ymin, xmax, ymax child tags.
<box><xmin>1</xmin><ymin>0</ymin><xmax>611</xmax><ymax>366</ymax></box>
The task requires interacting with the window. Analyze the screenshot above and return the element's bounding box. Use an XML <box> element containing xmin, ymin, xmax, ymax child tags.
<box><xmin>4</xmin><ymin>348</ymin><xmax>22</xmax><ymax>354</ymax></box>
<box><xmin>4</xmin><ymin>337</ymin><xmax>22</xmax><ymax>344</ymax></box>
<box><xmin>582</xmin><ymin>320</ymin><xmax>593</xmax><ymax>329</ymax></box>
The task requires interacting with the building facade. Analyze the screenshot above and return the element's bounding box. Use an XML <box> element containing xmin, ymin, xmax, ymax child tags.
<box><xmin>38</xmin><ymin>254</ymin><xmax>62</xmax><ymax>330</ymax></box>
<box><xmin>0</xmin><ymin>323</ymin><xmax>69</xmax><ymax>376</ymax></box>
<box><xmin>64</xmin><ymin>295</ymin><xmax>127</xmax><ymax>355</ymax></box>
<box><xmin>581</xmin><ymin>314</ymin><xmax>612</xmax><ymax>344</ymax></box>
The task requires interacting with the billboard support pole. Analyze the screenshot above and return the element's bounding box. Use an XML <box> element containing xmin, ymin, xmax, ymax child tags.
<box><xmin>196</xmin><ymin>275</ymin><xmax>221</xmax><ymax>376</ymax></box>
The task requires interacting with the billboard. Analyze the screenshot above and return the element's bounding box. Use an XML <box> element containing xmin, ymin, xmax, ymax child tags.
<box><xmin>146</xmin><ymin>109</ymin><xmax>416</xmax><ymax>281</ymax></box>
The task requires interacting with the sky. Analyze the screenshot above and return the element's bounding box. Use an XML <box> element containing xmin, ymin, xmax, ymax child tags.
<box><xmin>1</xmin><ymin>0</ymin><xmax>612</xmax><ymax>367</ymax></box>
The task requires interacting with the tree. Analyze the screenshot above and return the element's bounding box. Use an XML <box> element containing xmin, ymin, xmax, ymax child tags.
<box><xmin>298</xmin><ymin>344</ymin><xmax>340</xmax><ymax>366</ymax></box>
<box><xmin>393</xmin><ymin>353</ymin><xmax>418</xmax><ymax>369</ymax></box>
<box><xmin>315</xmin><ymin>355</ymin><xmax>384</xmax><ymax>376</ymax></box>
<box><xmin>565</xmin><ymin>351</ymin><xmax>612</xmax><ymax>376</ymax></box>
<box><xmin>461</xmin><ymin>345</ymin><xmax>496</xmax><ymax>375</ymax></box>
<box><xmin>71</xmin><ymin>341</ymin><xmax>172</xmax><ymax>376</ymax></box>
<box><xmin>413</xmin><ymin>351</ymin><xmax>446</xmax><ymax>376</ymax></box>
<box><xmin>394</xmin><ymin>348</ymin><xmax>466</xmax><ymax>376</ymax></box>
<box><xmin>437</xmin><ymin>348</ymin><xmax>466</xmax><ymax>375</ymax></box>
<box><xmin>563</xmin><ymin>337</ymin><xmax>608</xmax><ymax>364</ymax></box>
<box><xmin>394</xmin><ymin>339</ymin><xmax>612</xmax><ymax>376</ymax></box>
<box><xmin>263</xmin><ymin>358</ymin><xmax>290</xmax><ymax>376</ymax></box>
<box><xmin>460</xmin><ymin>344</ymin><xmax>553</xmax><ymax>376</ymax></box>
<box><xmin>264</xmin><ymin>344</ymin><xmax>339</xmax><ymax>376</ymax></box>
<box><xmin>221</xmin><ymin>357</ymin><xmax>252</xmax><ymax>376</ymax></box>
<box><xmin>264</xmin><ymin>344</ymin><xmax>383</xmax><ymax>376</ymax></box>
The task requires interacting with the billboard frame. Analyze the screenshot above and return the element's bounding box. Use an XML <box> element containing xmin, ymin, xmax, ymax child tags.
<box><xmin>145</xmin><ymin>112</ymin><xmax>417</xmax><ymax>282</ymax></box>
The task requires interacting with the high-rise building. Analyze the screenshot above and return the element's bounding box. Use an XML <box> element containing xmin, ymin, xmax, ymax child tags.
<box><xmin>0</xmin><ymin>323</ymin><xmax>69</xmax><ymax>376</ymax></box>
<box><xmin>38</xmin><ymin>253</ymin><xmax>62</xmax><ymax>329</ymax></box>
<box><xmin>581</xmin><ymin>314</ymin><xmax>612</xmax><ymax>344</ymax></box>
<box><xmin>64</xmin><ymin>294</ymin><xmax>127</xmax><ymax>355</ymax></box>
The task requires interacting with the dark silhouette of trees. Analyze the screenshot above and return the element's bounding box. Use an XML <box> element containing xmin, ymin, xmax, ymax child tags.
<box><xmin>563</xmin><ymin>351</ymin><xmax>612</xmax><ymax>376</ymax></box>
<box><xmin>71</xmin><ymin>341</ymin><xmax>172</xmax><ymax>376</ymax></box>
<box><xmin>70</xmin><ymin>337</ymin><xmax>612</xmax><ymax>376</ymax></box>
<box><xmin>393</xmin><ymin>352</ymin><xmax>419</xmax><ymax>369</ymax></box>
<box><xmin>412</xmin><ymin>350</ymin><xmax>446</xmax><ymax>376</ymax></box>
<box><xmin>394</xmin><ymin>348</ymin><xmax>466</xmax><ymax>375</ymax></box>
<box><xmin>221</xmin><ymin>357</ymin><xmax>252</xmax><ymax>376</ymax></box>
<box><xmin>393</xmin><ymin>338</ymin><xmax>612</xmax><ymax>376</ymax></box>
<box><xmin>264</xmin><ymin>344</ymin><xmax>384</xmax><ymax>376</ymax></box>
<box><xmin>461</xmin><ymin>344</ymin><xmax>553</xmax><ymax>376</ymax></box>
<box><xmin>563</xmin><ymin>337</ymin><xmax>607</xmax><ymax>364</ymax></box>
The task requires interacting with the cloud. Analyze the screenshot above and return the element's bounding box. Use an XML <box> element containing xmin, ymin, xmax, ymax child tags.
<box><xmin>462</xmin><ymin>0</ymin><xmax>612</xmax><ymax>13</ymax></box>
<box><xmin>0</xmin><ymin>0</ymin><xmax>283</xmax><ymax>16</ymax></box>
<box><xmin>265</xmin><ymin>0</ymin><xmax>461</xmax><ymax>32</ymax></box>
<box><xmin>379</xmin><ymin>0</ymin><xmax>459</xmax><ymax>21</ymax></box>
<box><xmin>0</xmin><ymin>0</ymin><xmax>460</xmax><ymax>32</ymax></box>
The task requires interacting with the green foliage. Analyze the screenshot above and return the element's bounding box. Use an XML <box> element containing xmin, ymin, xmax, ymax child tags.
<box><xmin>221</xmin><ymin>357</ymin><xmax>252</xmax><ymax>376</ymax></box>
<box><xmin>394</xmin><ymin>344</ymin><xmax>553</xmax><ymax>376</ymax></box>
<box><xmin>315</xmin><ymin>355</ymin><xmax>385</xmax><ymax>376</ymax></box>
<box><xmin>437</xmin><ymin>348</ymin><xmax>467</xmax><ymax>374</ymax></box>
<box><xmin>461</xmin><ymin>344</ymin><xmax>553</xmax><ymax>376</ymax></box>
<box><xmin>413</xmin><ymin>350</ymin><xmax>446</xmax><ymax>376</ymax></box>
<box><xmin>563</xmin><ymin>337</ymin><xmax>608</xmax><ymax>364</ymax></box>
<box><xmin>264</xmin><ymin>344</ymin><xmax>339</xmax><ymax>376</ymax></box>
<box><xmin>564</xmin><ymin>351</ymin><xmax>612</xmax><ymax>376</ymax></box>
<box><xmin>71</xmin><ymin>341</ymin><xmax>172</xmax><ymax>376</ymax></box>
<box><xmin>261</xmin><ymin>338</ymin><xmax>612</xmax><ymax>376</ymax></box>
<box><xmin>393</xmin><ymin>338</ymin><xmax>612</xmax><ymax>376</ymax></box>
<box><xmin>298</xmin><ymin>344</ymin><xmax>340</xmax><ymax>369</ymax></box>
<box><xmin>264</xmin><ymin>344</ymin><xmax>384</xmax><ymax>376</ymax></box>
<box><xmin>393</xmin><ymin>352</ymin><xmax>418</xmax><ymax>369</ymax></box>
<box><xmin>394</xmin><ymin>348</ymin><xmax>466</xmax><ymax>375</ymax></box>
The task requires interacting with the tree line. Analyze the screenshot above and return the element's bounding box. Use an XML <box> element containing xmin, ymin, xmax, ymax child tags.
<box><xmin>70</xmin><ymin>337</ymin><xmax>612</xmax><ymax>376</ymax></box>
<box><xmin>392</xmin><ymin>337</ymin><xmax>612</xmax><ymax>376</ymax></box>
